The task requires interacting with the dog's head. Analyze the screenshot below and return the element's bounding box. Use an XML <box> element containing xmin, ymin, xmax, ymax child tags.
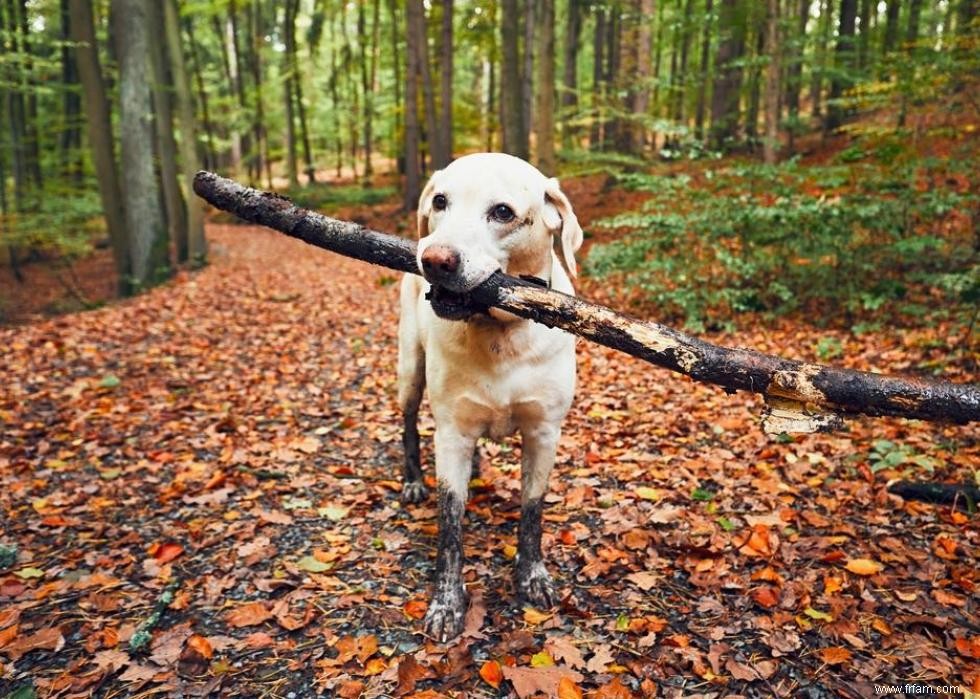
<box><xmin>415</xmin><ymin>153</ymin><xmax>583</xmax><ymax>320</ymax></box>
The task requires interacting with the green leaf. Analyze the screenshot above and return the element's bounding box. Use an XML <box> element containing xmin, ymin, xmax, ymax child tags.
<box><xmin>634</xmin><ymin>486</ymin><xmax>659</xmax><ymax>501</ymax></box>
<box><xmin>99</xmin><ymin>374</ymin><xmax>121</xmax><ymax>389</ymax></box>
<box><xmin>615</xmin><ymin>613</ymin><xmax>630</xmax><ymax>631</ymax></box>
<box><xmin>14</xmin><ymin>567</ymin><xmax>44</xmax><ymax>579</ymax></box>
<box><xmin>716</xmin><ymin>516</ymin><xmax>736</xmax><ymax>532</ymax></box>
<box><xmin>804</xmin><ymin>607</ymin><xmax>833</xmax><ymax>621</ymax></box>
<box><xmin>5</xmin><ymin>686</ymin><xmax>37</xmax><ymax>699</ymax></box>
<box><xmin>691</xmin><ymin>488</ymin><xmax>715</xmax><ymax>502</ymax></box>
<box><xmin>296</xmin><ymin>555</ymin><xmax>331</xmax><ymax>573</ymax></box>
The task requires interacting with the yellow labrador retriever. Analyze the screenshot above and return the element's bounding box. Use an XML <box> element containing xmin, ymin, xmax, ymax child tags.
<box><xmin>397</xmin><ymin>153</ymin><xmax>583</xmax><ymax>641</ymax></box>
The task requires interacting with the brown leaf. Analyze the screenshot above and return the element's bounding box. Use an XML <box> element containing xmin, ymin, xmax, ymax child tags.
<box><xmin>625</xmin><ymin>571</ymin><xmax>660</xmax><ymax>591</ymax></box>
<box><xmin>726</xmin><ymin>657</ymin><xmax>761</xmax><ymax>681</ymax></box>
<box><xmin>1</xmin><ymin>626</ymin><xmax>65</xmax><ymax>660</ymax></box>
<box><xmin>544</xmin><ymin>636</ymin><xmax>586</xmax><ymax>670</ymax></box>
<box><xmin>501</xmin><ymin>665</ymin><xmax>585</xmax><ymax>699</ymax></box>
<box><xmin>818</xmin><ymin>646</ymin><xmax>852</xmax><ymax>665</ymax></box>
<box><xmin>593</xmin><ymin>677</ymin><xmax>632</xmax><ymax>699</ymax></box>
<box><xmin>585</xmin><ymin>643</ymin><xmax>616</xmax><ymax>674</ymax></box>
<box><xmin>397</xmin><ymin>654</ymin><xmax>429</xmax><ymax>695</ymax></box>
<box><xmin>225</xmin><ymin>601</ymin><xmax>273</xmax><ymax>628</ymax></box>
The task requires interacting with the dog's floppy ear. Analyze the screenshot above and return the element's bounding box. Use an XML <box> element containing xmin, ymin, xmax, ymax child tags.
<box><xmin>415</xmin><ymin>174</ymin><xmax>440</xmax><ymax>239</ymax></box>
<box><xmin>542</xmin><ymin>177</ymin><xmax>584</xmax><ymax>278</ymax></box>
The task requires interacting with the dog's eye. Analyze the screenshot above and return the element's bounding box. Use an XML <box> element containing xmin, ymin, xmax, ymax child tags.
<box><xmin>490</xmin><ymin>204</ymin><xmax>516</xmax><ymax>223</ymax></box>
<box><xmin>432</xmin><ymin>194</ymin><xmax>448</xmax><ymax>211</ymax></box>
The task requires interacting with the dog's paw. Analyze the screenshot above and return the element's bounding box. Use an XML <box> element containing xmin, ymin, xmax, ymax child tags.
<box><xmin>401</xmin><ymin>480</ymin><xmax>430</xmax><ymax>504</ymax></box>
<box><xmin>516</xmin><ymin>561</ymin><xmax>559</xmax><ymax>609</ymax></box>
<box><xmin>423</xmin><ymin>588</ymin><xmax>467</xmax><ymax>642</ymax></box>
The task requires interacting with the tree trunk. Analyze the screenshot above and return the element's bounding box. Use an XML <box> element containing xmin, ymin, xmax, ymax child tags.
<box><xmin>694</xmin><ymin>0</ymin><xmax>714</xmax><ymax>140</ymax></box>
<box><xmin>522</xmin><ymin>0</ymin><xmax>535</xmax><ymax>153</ymax></box>
<box><xmin>710</xmin><ymin>0</ymin><xmax>745</xmax><ymax>149</ymax></box>
<box><xmin>884</xmin><ymin>0</ymin><xmax>901</xmax><ymax>52</ymax></box>
<box><xmin>826</xmin><ymin>0</ymin><xmax>857</xmax><ymax>132</ymax></box>
<box><xmin>745</xmin><ymin>23</ymin><xmax>765</xmax><ymax>144</ymax></box>
<box><xmin>4</xmin><ymin>0</ymin><xmax>28</xmax><ymax>213</ymax></box>
<box><xmin>113</xmin><ymin>0</ymin><xmax>169</xmax><ymax>288</ymax></box>
<box><xmin>560</xmin><ymin>0</ymin><xmax>582</xmax><ymax>149</ymax></box>
<box><xmin>763</xmin><ymin>0</ymin><xmax>781</xmax><ymax>164</ymax></box>
<box><xmin>59</xmin><ymin>0</ymin><xmax>83</xmax><ymax>182</ymax></box>
<box><xmin>246</xmin><ymin>0</ymin><xmax>272</xmax><ymax>188</ymax></box>
<box><xmin>282</xmin><ymin>0</ymin><xmax>299</xmax><ymax>188</ymax></box>
<box><xmin>288</xmin><ymin>0</ymin><xmax>315</xmax><ymax>184</ymax></box>
<box><xmin>436</xmin><ymin>0</ymin><xmax>453</xmax><ymax>167</ymax></box>
<box><xmin>501</xmin><ymin>0</ymin><xmax>528</xmax><ymax>158</ymax></box>
<box><xmin>148</xmin><ymin>0</ymin><xmax>187</xmax><ymax>266</ymax></box>
<box><xmin>633</xmin><ymin>0</ymin><xmax>654</xmax><ymax>152</ymax></box>
<box><xmin>535</xmin><ymin>0</ymin><xmax>556</xmax><ymax>174</ymax></box>
<box><xmin>590</xmin><ymin>6</ymin><xmax>606</xmax><ymax>149</ymax></box>
<box><xmin>194</xmin><ymin>170</ymin><xmax>980</xmax><ymax>428</ymax></box>
<box><xmin>164</xmin><ymin>0</ymin><xmax>206</xmax><ymax>265</ymax></box>
<box><xmin>68</xmin><ymin>0</ymin><xmax>130</xmax><ymax>290</ymax></box>
<box><xmin>228</xmin><ymin>1</ymin><xmax>251</xmax><ymax>179</ymax></box>
<box><xmin>329</xmin><ymin>8</ymin><xmax>343</xmax><ymax>178</ymax></box>
<box><xmin>183</xmin><ymin>18</ymin><xmax>216</xmax><ymax>169</ymax></box>
<box><xmin>16</xmin><ymin>0</ymin><xmax>42</xmax><ymax>192</ymax></box>
<box><xmin>362</xmin><ymin>0</ymin><xmax>381</xmax><ymax>179</ymax></box>
<box><xmin>857</xmin><ymin>0</ymin><xmax>872</xmax><ymax>70</ymax></box>
<box><xmin>673</xmin><ymin>0</ymin><xmax>695</xmax><ymax>128</ymax></box>
<box><xmin>810</xmin><ymin>0</ymin><xmax>834</xmax><ymax>118</ymax></box>
<box><xmin>409</xmin><ymin>0</ymin><xmax>440</xmax><ymax>169</ymax></box>
<box><xmin>905</xmin><ymin>0</ymin><xmax>922</xmax><ymax>46</ymax></box>
<box><xmin>403</xmin><ymin>0</ymin><xmax>422</xmax><ymax>208</ymax></box>
<box><xmin>957</xmin><ymin>0</ymin><xmax>975</xmax><ymax>36</ymax></box>
<box><xmin>785</xmin><ymin>0</ymin><xmax>809</xmax><ymax>153</ymax></box>
<box><xmin>388</xmin><ymin>0</ymin><xmax>403</xmax><ymax>170</ymax></box>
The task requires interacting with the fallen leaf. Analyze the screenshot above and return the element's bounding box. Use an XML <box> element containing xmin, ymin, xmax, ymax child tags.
<box><xmin>523</xmin><ymin>607</ymin><xmax>553</xmax><ymax>625</ymax></box>
<box><xmin>403</xmin><ymin>599</ymin><xmax>427</xmax><ymax>620</ymax></box>
<box><xmin>479</xmin><ymin>659</ymin><xmax>503</xmax><ymax>688</ymax></box>
<box><xmin>545</xmin><ymin>636</ymin><xmax>586</xmax><ymax>670</ymax></box>
<box><xmin>625</xmin><ymin>571</ymin><xmax>660</xmax><ymax>591</ymax></box>
<box><xmin>1</xmin><ymin>626</ymin><xmax>64</xmax><ymax>660</ymax></box>
<box><xmin>225</xmin><ymin>601</ymin><xmax>273</xmax><ymax>628</ymax></box>
<box><xmin>501</xmin><ymin>665</ymin><xmax>585</xmax><ymax>699</ymax></box>
<box><xmin>845</xmin><ymin>558</ymin><xmax>883</xmax><ymax>576</ymax></box>
<box><xmin>819</xmin><ymin>646</ymin><xmax>852</xmax><ymax>665</ymax></box>
<box><xmin>557</xmin><ymin>676</ymin><xmax>583</xmax><ymax>699</ymax></box>
<box><xmin>585</xmin><ymin>644</ymin><xmax>615</xmax><ymax>673</ymax></box>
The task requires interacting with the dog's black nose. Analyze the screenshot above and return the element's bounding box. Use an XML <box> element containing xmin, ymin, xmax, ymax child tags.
<box><xmin>420</xmin><ymin>245</ymin><xmax>461</xmax><ymax>280</ymax></box>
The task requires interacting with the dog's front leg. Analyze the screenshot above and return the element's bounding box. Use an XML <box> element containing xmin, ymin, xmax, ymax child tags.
<box><xmin>515</xmin><ymin>424</ymin><xmax>560</xmax><ymax>608</ymax></box>
<box><xmin>423</xmin><ymin>426</ymin><xmax>474</xmax><ymax>641</ymax></box>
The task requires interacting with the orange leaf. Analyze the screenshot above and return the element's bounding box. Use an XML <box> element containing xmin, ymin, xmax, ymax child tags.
<box><xmin>845</xmin><ymin>558</ymin><xmax>883</xmax><ymax>576</ymax></box>
<box><xmin>403</xmin><ymin>599</ymin><xmax>427</xmax><ymax>620</ymax></box>
<box><xmin>818</xmin><ymin>646</ymin><xmax>852</xmax><ymax>665</ymax></box>
<box><xmin>480</xmin><ymin>659</ymin><xmax>503</xmax><ymax>689</ymax></box>
<box><xmin>0</xmin><ymin>623</ymin><xmax>19</xmax><ymax>649</ymax></box>
<box><xmin>823</xmin><ymin>576</ymin><xmax>843</xmax><ymax>595</ymax></box>
<box><xmin>751</xmin><ymin>586</ymin><xmax>779</xmax><ymax>608</ymax></box>
<box><xmin>523</xmin><ymin>607</ymin><xmax>554</xmax><ymax>625</ymax></box>
<box><xmin>593</xmin><ymin>677</ymin><xmax>632</xmax><ymax>699</ymax></box>
<box><xmin>186</xmin><ymin>634</ymin><xmax>213</xmax><ymax>659</ymax></box>
<box><xmin>557</xmin><ymin>676</ymin><xmax>583</xmax><ymax>699</ymax></box>
<box><xmin>153</xmin><ymin>542</ymin><xmax>184</xmax><ymax>564</ymax></box>
<box><xmin>954</xmin><ymin>637</ymin><xmax>980</xmax><ymax>659</ymax></box>
<box><xmin>225</xmin><ymin>601</ymin><xmax>272</xmax><ymax>628</ymax></box>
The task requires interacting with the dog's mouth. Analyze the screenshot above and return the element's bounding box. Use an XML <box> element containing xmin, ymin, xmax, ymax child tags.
<box><xmin>425</xmin><ymin>284</ymin><xmax>489</xmax><ymax>321</ymax></box>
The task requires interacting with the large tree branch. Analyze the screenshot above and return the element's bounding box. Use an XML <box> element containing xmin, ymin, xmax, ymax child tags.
<box><xmin>193</xmin><ymin>171</ymin><xmax>979</xmax><ymax>429</ymax></box>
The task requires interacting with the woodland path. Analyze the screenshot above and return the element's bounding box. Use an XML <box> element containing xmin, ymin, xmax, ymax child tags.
<box><xmin>0</xmin><ymin>222</ymin><xmax>977</xmax><ymax>698</ymax></box>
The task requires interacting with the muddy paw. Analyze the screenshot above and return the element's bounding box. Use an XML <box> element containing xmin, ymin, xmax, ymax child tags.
<box><xmin>401</xmin><ymin>480</ymin><xmax>430</xmax><ymax>504</ymax></box>
<box><xmin>423</xmin><ymin>589</ymin><xmax>467</xmax><ymax>642</ymax></box>
<box><xmin>517</xmin><ymin>562</ymin><xmax>559</xmax><ymax>609</ymax></box>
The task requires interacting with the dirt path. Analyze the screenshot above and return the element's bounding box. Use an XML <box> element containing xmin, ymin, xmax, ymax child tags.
<box><xmin>1</xmin><ymin>223</ymin><xmax>976</xmax><ymax>698</ymax></box>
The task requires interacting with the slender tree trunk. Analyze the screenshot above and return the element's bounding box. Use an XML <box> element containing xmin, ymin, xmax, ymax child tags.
<box><xmin>605</xmin><ymin>5</ymin><xmax>622</xmax><ymax>146</ymax></box>
<box><xmin>501</xmin><ymin>0</ymin><xmax>527</xmax><ymax>158</ymax></box>
<box><xmin>362</xmin><ymin>0</ymin><xmax>380</xmax><ymax>179</ymax></box>
<box><xmin>763</xmin><ymin>0</ymin><xmax>781</xmax><ymax>163</ymax></box>
<box><xmin>956</xmin><ymin>0</ymin><xmax>975</xmax><ymax>35</ymax></box>
<box><xmin>746</xmin><ymin>24</ymin><xmax>764</xmax><ymax>144</ymax></box>
<box><xmin>329</xmin><ymin>8</ymin><xmax>343</xmax><ymax>178</ymax></box>
<box><xmin>183</xmin><ymin>18</ymin><xmax>216</xmax><ymax>169</ymax></box>
<box><xmin>288</xmin><ymin>0</ymin><xmax>315</xmax><ymax>184</ymax></box>
<box><xmin>16</xmin><ymin>0</ymin><xmax>42</xmax><ymax>192</ymax></box>
<box><xmin>59</xmin><ymin>0</ymin><xmax>83</xmax><ymax>182</ymax></box>
<box><xmin>404</xmin><ymin>0</ymin><xmax>422</xmax><ymax>208</ymax></box>
<box><xmin>561</xmin><ymin>0</ymin><xmax>582</xmax><ymax>149</ymax></box>
<box><xmin>68</xmin><ymin>0</ymin><xmax>130</xmax><ymax>290</ymax></box>
<box><xmin>408</xmin><ymin>0</ymin><xmax>440</xmax><ymax>169</ymax></box>
<box><xmin>673</xmin><ymin>0</ymin><xmax>695</xmax><ymax>126</ymax></box>
<box><xmin>634</xmin><ymin>0</ymin><xmax>654</xmax><ymax>152</ymax></box>
<box><xmin>826</xmin><ymin>0</ymin><xmax>857</xmax><ymax>132</ymax></box>
<box><xmin>695</xmin><ymin>0</ymin><xmax>714</xmax><ymax>140</ymax></box>
<box><xmin>164</xmin><ymin>0</ymin><xmax>206</xmax><ymax>264</ymax></box>
<box><xmin>810</xmin><ymin>0</ymin><xmax>833</xmax><ymax>118</ymax></box>
<box><xmin>590</xmin><ymin>6</ymin><xmax>607</xmax><ymax>149</ymax></box>
<box><xmin>148</xmin><ymin>0</ymin><xmax>186</xmax><ymax>266</ymax></box>
<box><xmin>884</xmin><ymin>0</ymin><xmax>901</xmax><ymax>52</ymax></box>
<box><xmin>522</xmin><ymin>0</ymin><xmax>535</xmax><ymax>152</ymax></box>
<box><xmin>436</xmin><ymin>0</ymin><xmax>453</xmax><ymax>167</ymax></box>
<box><xmin>535</xmin><ymin>0</ymin><xmax>556</xmax><ymax>173</ymax></box>
<box><xmin>246</xmin><ymin>1</ymin><xmax>272</xmax><ymax>188</ymax></box>
<box><xmin>282</xmin><ymin>1</ymin><xmax>299</xmax><ymax>187</ymax></box>
<box><xmin>905</xmin><ymin>0</ymin><xmax>922</xmax><ymax>45</ymax></box>
<box><xmin>388</xmin><ymin>0</ymin><xmax>403</xmax><ymax>170</ymax></box>
<box><xmin>710</xmin><ymin>0</ymin><xmax>745</xmax><ymax>148</ymax></box>
<box><xmin>857</xmin><ymin>0</ymin><xmax>872</xmax><ymax>69</ymax></box>
<box><xmin>228</xmin><ymin>1</ymin><xmax>252</xmax><ymax>179</ymax></box>
<box><xmin>785</xmin><ymin>0</ymin><xmax>808</xmax><ymax>153</ymax></box>
<box><xmin>113</xmin><ymin>0</ymin><xmax>169</xmax><ymax>288</ymax></box>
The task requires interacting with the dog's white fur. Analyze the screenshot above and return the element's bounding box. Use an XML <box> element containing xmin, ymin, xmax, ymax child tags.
<box><xmin>397</xmin><ymin>153</ymin><xmax>582</xmax><ymax>640</ymax></box>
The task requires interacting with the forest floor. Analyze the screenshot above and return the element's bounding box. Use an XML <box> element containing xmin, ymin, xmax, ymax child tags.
<box><xmin>1</xmin><ymin>174</ymin><xmax>978</xmax><ymax>699</ymax></box>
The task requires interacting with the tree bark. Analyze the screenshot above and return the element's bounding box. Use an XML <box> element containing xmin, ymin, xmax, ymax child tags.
<box><xmin>810</xmin><ymin>0</ymin><xmax>833</xmax><ymax>119</ymax></box>
<box><xmin>905</xmin><ymin>0</ymin><xmax>922</xmax><ymax>46</ymax></box>
<box><xmin>408</xmin><ymin>0</ymin><xmax>440</xmax><ymax>171</ymax></box>
<box><xmin>436</xmin><ymin>0</ymin><xmax>453</xmax><ymax>167</ymax></box>
<box><xmin>785</xmin><ymin>0</ymin><xmax>808</xmax><ymax>153</ymax></box>
<box><xmin>183</xmin><ymin>17</ymin><xmax>216</xmax><ymax>169</ymax></box>
<box><xmin>282</xmin><ymin>0</ymin><xmax>299</xmax><ymax>188</ymax></box>
<box><xmin>501</xmin><ymin>0</ymin><xmax>528</xmax><ymax>158</ymax></box>
<box><xmin>362</xmin><ymin>0</ymin><xmax>381</xmax><ymax>179</ymax></box>
<box><xmin>68</xmin><ymin>0</ymin><xmax>130</xmax><ymax>290</ymax></box>
<box><xmin>59</xmin><ymin>0</ymin><xmax>83</xmax><ymax>182</ymax></box>
<box><xmin>826</xmin><ymin>0</ymin><xmax>857</xmax><ymax>132</ymax></box>
<box><xmin>164</xmin><ymin>0</ymin><xmax>206</xmax><ymax>264</ymax></box>
<box><xmin>560</xmin><ymin>0</ymin><xmax>582</xmax><ymax>149</ymax></box>
<box><xmin>590</xmin><ymin>6</ymin><xmax>606</xmax><ymax>149</ymax></box>
<box><xmin>535</xmin><ymin>0</ymin><xmax>556</xmax><ymax>174</ymax></box>
<box><xmin>148</xmin><ymin>0</ymin><xmax>187</xmax><ymax>266</ymax></box>
<box><xmin>113</xmin><ymin>0</ymin><xmax>169</xmax><ymax>288</ymax></box>
<box><xmin>193</xmin><ymin>170</ymin><xmax>980</xmax><ymax>428</ymax></box>
<box><xmin>403</xmin><ymin>0</ymin><xmax>422</xmax><ymax>208</ymax></box>
<box><xmin>763</xmin><ymin>0</ymin><xmax>781</xmax><ymax>164</ymax></box>
<box><xmin>288</xmin><ymin>0</ymin><xmax>315</xmax><ymax>184</ymax></box>
<box><xmin>710</xmin><ymin>0</ymin><xmax>745</xmax><ymax>149</ymax></box>
<box><xmin>694</xmin><ymin>0</ymin><xmax>714</xmax><ymax>140</ymax></box>
<box><xmin>522</xmin><ymin>0</ymin><xmax>535</xmax><ymax>152</ymax></box>
<box><xmin>883</xmin><ymin>0</ymin><xmax>901</xmax><ymax>53</ymax></box>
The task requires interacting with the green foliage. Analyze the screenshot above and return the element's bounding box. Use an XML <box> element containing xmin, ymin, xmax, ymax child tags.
<box><xmin>585</xmin><ymin>156</ymin><xmax>978</xmax><ymax>329</ymax></box>
<box><xmin>867</xmin><ymin>439</ymin><xmax>939</xmax><ymax>474</ymax></box>
<box><xmin>286</xmin><ymin>184</ymin><xmax>397</xmax><ymax>212</ymax></box>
